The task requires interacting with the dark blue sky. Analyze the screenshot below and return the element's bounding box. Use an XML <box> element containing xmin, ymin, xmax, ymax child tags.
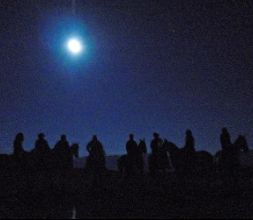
<box><xmin>0</xmin><ymin>0</ymin><xmax>252</xmax><ymax>156</ymax></box>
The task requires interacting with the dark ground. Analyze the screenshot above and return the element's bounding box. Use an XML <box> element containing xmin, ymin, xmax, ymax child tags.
<box><xmin>1</xmin><ymin>169</ymin><xmax>253</xmax><ymax>219</ymax></box>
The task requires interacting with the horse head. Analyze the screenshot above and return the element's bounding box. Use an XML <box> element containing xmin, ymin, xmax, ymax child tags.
<box><xmin>70</xmin><ymin>144</ymin><xmax>79</xmax><ymax>158</ymax></box>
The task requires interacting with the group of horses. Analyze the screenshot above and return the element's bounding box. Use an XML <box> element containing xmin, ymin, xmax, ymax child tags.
<box><xmin>117</xmin><ymin>140</ymin><xmax>214</xmax><ymax>177</ymax></box>
<box><xmin>0</xmin><ymin>144</ymin><xmax>79</xmax><ymax>172</ymax></box>
<box><xmin>0</xmin><ymin>139</ymin><xmax>251</xmax><ymax>179</ymax></box>
<box><xmin>117</xmin><ymin>139</ymin><xmax>253</xmax><ymax>178</ymax></box>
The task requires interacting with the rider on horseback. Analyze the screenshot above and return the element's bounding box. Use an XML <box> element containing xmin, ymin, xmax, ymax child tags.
<box><xmin>34</xmin><ymin>133</ymin><xmax>50</xmax><ymax>154</ymax></box>
<box><xmin>54</xmin><ymin>135</ymin><xmax>71</xmax><ymax>169</ymax></box>
<box><xmin>182</xmin><ymin>129</ymin><xmax>196</xmax><ymax>174</ymax></box>
<box><xmin>33</xmin><ymin>133</ymin><xmax>51</xmax><ymax>170</ymax></box>
<box><xmin>184</xmin><ymin>130</ymin><xmax>195</xmax><ymax>152</ymax></box>
<box><xmin>86</xmin><ymin>135</ymin><xmax>106</xmax><ymax>187</ymax></box>
<box><xmin>86</xmin><ymin>135</ymin><xmax>106</xmax><ymax>172</ymax></box>
<box><xmin>13</xmin><ymin>132</ymin><xmax>25</xmax><ymax>159</ymax></box>
<box><xmin>126</xmin><ymin>134</ymin><xmax>139</xmax><ymax>176</ymax></box>
<box><xmin>149</xmin><ymin>132</ymin><xmax>163</xmax><ymax>175</ymax></box>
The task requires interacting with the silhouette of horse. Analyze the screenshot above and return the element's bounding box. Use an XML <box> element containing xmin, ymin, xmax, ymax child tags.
<box><xmin>117</xmin><ymin>139</ymin><xmax>147</xmax><ymax>177</ymax></box>
<box><xmin>52</xmin><ymin>143</ymin><xmax>79</xmax><ymax>170</ymax></box>
<box><xmin>0</xmin><ymin>154</ymin><xmax>15</xmax><ymax>171</ymax></box>
<box><xmin>117</xmin><ymin>154</ymin><xmax>147</xmax><ymax>177</ymax></box>
<box><xmin>194</xmin><ymin>150</ymin><xmax>214</xmax><ymax>175</ymax></box>
<box><xmin>117</xmin><ymin>154</ymin><xmax>128</xmax><ymax>177</ymax></box>
<box><xmin>148</xmin><ymin>139</ymin><xmax>176</xmax><ymax>176</ymax></box>
<box><xmin>0</xmin><ymin>152</ymin><xmax>32</xmax><ymax>172</ymax></box>
<box><xmin>118</xmin><ymin>140</ymin><xmax>213</xmax><ymax>177</ymax></box>
<box><xmin>162</xmin><ymin>145</ymin><xmax>214</xmax><ymax>177</ymax></box>
<box><xmin>70</xmin><ymin>144</ymin><xmax>79</xmax><ymax>160</ymax></box>
<box><xmin>215</xmin><ymin>135</ymin><xmax>250</xmax><ymax>170</ymax></box>
<box><xmin>0</xmin><ymin>144</ymin><xmax>79</xmax><ymax>173</ymax></box>
<box><xmin>216</xmin><ymin>146</ymin><xmax>252</xmax><ymax>169</ymax></box>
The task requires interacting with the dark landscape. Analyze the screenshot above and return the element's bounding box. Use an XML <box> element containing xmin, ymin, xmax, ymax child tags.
<box><xmin>0</xmin><ymin>130</ymin><xmax>253</xmax><ymax>219</ymax></box>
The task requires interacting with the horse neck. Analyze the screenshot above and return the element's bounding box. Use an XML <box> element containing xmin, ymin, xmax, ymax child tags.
<box><xmin>70</xmin><ymin>146</ymin><xmax>78</xmax><ymax>158</ymax></box>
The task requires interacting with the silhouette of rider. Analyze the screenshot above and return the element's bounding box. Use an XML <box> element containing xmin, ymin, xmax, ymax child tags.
<box><xmin>220</xmin><ymin>128</ymin><xmax>238</xmax><ymax>186</ymax></box>
<box><xmin>34</xmin><ymin>133</ymin><xmax>50</xmax><ymax>155</ymax></box>
<box><xmin>234</xmin><ymin>135</ymin><xmax>249</xmax><ymax>152</ymax></box>
<box><xmin>149</xmin><ymin>132</ymin><xmax>163</xmax><ymax>175</ymax></box>
<box><xmin>220</xmin><ymin>127</ymin><xmax>232</xmax><ymax>151</ymax></box>
<box><xmin>86</xmin><ymin>135</ymin><xmax>106</xmax><ymax>187</ymax></box>
<box><xmin>13</xmin><ymin>132</ymin><xmax>25</xmax><ymax>158</ymax></box>
<box><xmin>151</xmin><ymin>132</ymin><xmax>163</xmax><ymax>156</ymax></box>
<box><xmin>182</xmin><ymin>130</ymin><xmax>196</xmax><ymax>173</ymax></box>
<box><xmin>184</xmin><ymin>129</ymin><xmax>195</xmax><ymax>152</ymax></box>
<box><xmin>220</xmin><ymin>128</ymin><xmax>235</xmax><ymax>169</ymax></box>
<box><xmin>125</xmin><ymin>134</ymin><xmax>139</xmax><ymax>175</ymax></box>
<box><xmin>33</xmin><ymin>133</ymin><xmax>50</xmax><ymax>170</ymax></box>
<box><xmin>54</xmin><ymin>135</ymin><xmax>71</xmax><ymax>169</ymax></box>
<box><xmin>86</xmin><ymin>135</ymin><xmax>106</xmax><ymax>171</ymax></box>
<box><xmin>126</xmin><ymin>134</ymin><xmax>138</xmax><ymax>158</ymax></box>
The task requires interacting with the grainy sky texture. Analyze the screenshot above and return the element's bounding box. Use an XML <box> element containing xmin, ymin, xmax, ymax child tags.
<box><xmin>0</xmin><ymin>0</ymin><xmax>252</xmax><ymax>156</ymax></box>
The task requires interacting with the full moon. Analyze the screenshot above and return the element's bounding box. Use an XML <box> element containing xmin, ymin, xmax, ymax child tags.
<box><xmin>67</xmin><ymin>38</ymin><xmax>83</xmax><ymax>55</ymax></box>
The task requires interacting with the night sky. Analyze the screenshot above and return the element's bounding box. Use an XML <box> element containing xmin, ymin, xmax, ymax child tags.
<box><xmin>0</xmin><ymin>0</ymin><xmax>253</xmax><ymax>156</ymax></box>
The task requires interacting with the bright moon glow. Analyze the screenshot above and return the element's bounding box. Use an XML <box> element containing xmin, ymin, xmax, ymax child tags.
<box><xmin>67</xmin><ymin>38</ymin><xmax>83</xmax><ymax>55</ymax></box>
